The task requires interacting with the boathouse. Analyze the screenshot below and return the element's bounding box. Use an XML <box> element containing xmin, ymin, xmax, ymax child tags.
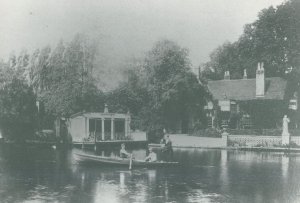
<box><xmin>67</xmin><ymin>105</ymin><xmax>131</xmax><ymax>143</ymax></box>
<box><xmin>205</xmin><ymin>62</ymin><xmax>298</xmax><ymax>130</ymax></box>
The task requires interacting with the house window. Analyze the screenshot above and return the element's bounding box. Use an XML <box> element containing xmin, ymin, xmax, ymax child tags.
<box><xmin>289</xmin><ymin>99</ymin><xmax>297</xmax><ymax>110</ymax></box>
<box><xmin>230</xmin><ymin>101</ymin><xmax>237</xmax><ymax>114</ymax></box>
<box><xmin>219</xmin><ymin>100</ymin><xmax>230</xmax><ymax>111</ymax></box>
<box><xmin>242</xmin><ymin>115</ymin><xmax>253</xmax><ymax>129</ymax></box>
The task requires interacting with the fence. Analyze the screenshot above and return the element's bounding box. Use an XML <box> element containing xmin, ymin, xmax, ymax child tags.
<box><xmin>228</xmin><ymin>135</ymin><xmax>282</xmax><ymax>147</ymax></box>
<box><xmin>228</xmin><ymin>129</ymin><xmax>300</xmax><ymax>136</ymax></box>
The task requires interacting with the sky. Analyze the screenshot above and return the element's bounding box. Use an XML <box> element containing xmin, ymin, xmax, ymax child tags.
<box><xmin>0</xmin><ymin>0</ymin><xmax>285</xmax><ymax>72</ymax></box>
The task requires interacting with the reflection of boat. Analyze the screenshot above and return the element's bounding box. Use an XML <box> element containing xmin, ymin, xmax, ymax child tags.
<box><xmin>74</xmin><ymin>152</ymin><xmax>179</xmax><ymax>167</ymax></box>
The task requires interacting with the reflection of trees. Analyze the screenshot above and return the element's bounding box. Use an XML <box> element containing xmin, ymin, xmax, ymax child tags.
<box><xmin>0</xmin><ymin>147</ymin><xmax>77</xmax><ymax>202</ymax></box>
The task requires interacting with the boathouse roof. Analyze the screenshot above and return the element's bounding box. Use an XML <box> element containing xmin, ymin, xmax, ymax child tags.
<box><xmin>207</xmin><ymin>77</ymin><xmax>287</xmax><ymax>101</ymax></box>
<box><xmin>69</xmin><ymin>112</ymin><xmax>130</xmax><ymax>119</ymax></box>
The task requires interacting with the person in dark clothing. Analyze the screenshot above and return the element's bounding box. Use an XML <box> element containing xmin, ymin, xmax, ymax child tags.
<box><xmin>162</xmin><ymin>134</ymin><xmax>173</xmax><ymax>161</ymax></box>
<box><xmin>165</xmin><ymin>135</ymin><xmax>173</xmax><ymax>161</ymax></box>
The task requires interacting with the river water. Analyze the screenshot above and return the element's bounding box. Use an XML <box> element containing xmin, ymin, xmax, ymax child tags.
<box><xmin>0</xmin><ymin>145</ymin><xmax>299</xmax><ymax>203</ymax></box>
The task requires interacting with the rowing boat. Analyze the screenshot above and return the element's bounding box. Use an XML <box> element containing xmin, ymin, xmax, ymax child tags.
<box><xmin>74</xmin><ymin>152</ymin><xmax>179</xmax><ymax>167</ymax></box>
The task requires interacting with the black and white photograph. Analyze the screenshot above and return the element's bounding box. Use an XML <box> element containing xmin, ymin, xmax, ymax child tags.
<box><xmin>0</xmin><ymin>0</ymin><xmax>299</xmax><ymax>202</ymax></box>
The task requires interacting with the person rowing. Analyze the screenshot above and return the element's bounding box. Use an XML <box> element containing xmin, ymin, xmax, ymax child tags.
<box><xmin>120</xmin><ymin>143</ymin><xmax>131</xmax><ymax>158</ymax></box>
<box><xmin>145</xmin><ymin>147</ymin><xmax>157</xmax><ymax>162</ymax></box>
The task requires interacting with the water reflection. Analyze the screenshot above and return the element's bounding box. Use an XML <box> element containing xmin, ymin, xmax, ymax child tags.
<box><xmin>281</xmin><ymin>155</ymin><xmax>289</xmax><ymax>178</ymax></box>
<box><xmin>0</xmin><ymin>145</ymin><xmax>300</xmax><ymax>202</ymax></box>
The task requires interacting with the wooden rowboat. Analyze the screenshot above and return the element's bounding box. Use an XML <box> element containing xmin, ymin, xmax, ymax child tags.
<box><xmin>74</xmin><ymin>152</ymin><xmax>179</xmax><ymax>167</ymax></box>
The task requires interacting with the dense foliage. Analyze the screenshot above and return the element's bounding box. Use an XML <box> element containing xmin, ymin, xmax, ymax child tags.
<box><xmin>0</xmin><ymin>34</ymin><xmax>106</xmax><ymax>139</ymax></box>
<box><xmin>0</xmin><ymin>78</ymin><xmax>36</xmax><ymax>141</ymax></box>
<box><xmin>202</xmin><ymin>0</ymin><xmax>300</xmax><ymax>83</ymax></box>
<box><xmin>109</xmin><ymin>40</ymin><xmax>208</xmax><ymax>139</ymax></box>
<box><xmin>30</xmin><ymin>35</ymin><xmax>105</xmax><ymax>117</ymax></box>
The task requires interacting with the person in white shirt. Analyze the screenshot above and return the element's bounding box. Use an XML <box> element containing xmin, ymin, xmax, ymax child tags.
<box><xmin>120</xmin><ymin>143</ymin><xmax>130</xmax><ymax>158</ymax></box>
<box><xmin>145</xmin><ymin>147</ymin><xmax>157</xmax><ymax>162</ymax></box>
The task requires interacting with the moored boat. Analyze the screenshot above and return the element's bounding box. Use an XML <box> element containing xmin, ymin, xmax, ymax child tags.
<box><xmin>74</xmin><ymin>152</ymin><xmax>179</xmax><ymax>167</ymax></box>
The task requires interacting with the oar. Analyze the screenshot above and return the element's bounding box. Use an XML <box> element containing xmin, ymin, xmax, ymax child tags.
<box><xmin>129</xmin><ymin>154</ymin><xmax>133</xmax><ymax>170</ymax></box>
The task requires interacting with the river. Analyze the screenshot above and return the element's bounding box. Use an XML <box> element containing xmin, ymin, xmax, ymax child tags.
<box><xmin>0</xmin><ymin>145</ymin><xmax>299</xmax><ymax>203</ymax></box>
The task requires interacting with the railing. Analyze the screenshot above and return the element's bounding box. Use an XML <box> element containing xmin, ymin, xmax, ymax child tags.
<box><xmin>190</xmin><ymin>128</ymin><xmax>300</xmax><ymax>140</ymax></box>
<box><xmin>228</xmin><ymin>129</ymin><xmax>300</xmax><ymax>136</ymax></box>
<box><xmin>82</xmin><ymin>132</ymin><xmax>131</xmax><ymax>142</ymax></box>
<box><xmin>228</xmin><ymin>135</ymin><xmax>282</xmax><ymax>147</ymax></box>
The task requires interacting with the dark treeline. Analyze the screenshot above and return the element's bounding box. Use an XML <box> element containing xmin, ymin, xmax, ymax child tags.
<box><xmin>107</xmin><ymin>40</ymin><xmax>208</xmax><ymax>137</ymax></box>
<box><xmin>0</xmin><ymin>35</ymin><xmax>207</xmax><ymax>141</ymax></box>
<box><xmin>0</xmin><ymin>34</ymin><xmax>106</xmax><ymax>141</ymax></box>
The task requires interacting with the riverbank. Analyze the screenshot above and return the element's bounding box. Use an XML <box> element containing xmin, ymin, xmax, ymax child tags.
<box><xmin>149</xmin><ymin>133</ymin><xmax>300</xmax><ymax>153</ymax></box>
<box><xmin>149</xmin><ymin>143</ymin><xmax>300</xmax><ymax>153</ymax></box>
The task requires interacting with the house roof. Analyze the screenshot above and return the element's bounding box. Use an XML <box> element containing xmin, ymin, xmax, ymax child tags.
<box><xmin>207</xmin><ymin>77</ymin><xmax>287</xmax><ymax>101</ymax></box>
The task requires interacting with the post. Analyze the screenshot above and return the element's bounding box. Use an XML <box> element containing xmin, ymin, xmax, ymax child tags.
<box><xmin>221</xmin><ymin>129</ymin><xmax>229</xmax><ymax>147</ymax></box>
<box><xmin>102</xmin><ymin>118</ymin><xmax>105</xmax><ymax>141</ymax></box>
<box><xmin>111</xmin><ymin>118</ymin><xmax>114</xmax><ymax>140</ymax></box>
<box><xmin>85</xmin><ymin>118</ymin><xmax>89</xmax><ymax>138</ymax></box>
<box><xmin>55</xmin><ymin>118</ymin><xmax>60</xmax><ymax>138</ymax></box>
<box><xmin>95</xmin><ymin>120</ymin><xmax>97</xmax><ymax>142</ymax></box>
<box><xmin>282</xmin><ymin>115</ymin><xmax>290</xmax><ymax>146</ymax></box>
<box><xmin>124</xmin><ymin>118</ymin><xmax>128</xmax><ymax>137</ymax></box>
<box><xmin>128</xmin><ymin>117</ymin><xmax>131</xmax><ymax>137</ymax></box>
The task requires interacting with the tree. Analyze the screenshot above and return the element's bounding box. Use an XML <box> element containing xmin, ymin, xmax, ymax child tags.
<box><xmin>144</xmin><ymin>40</ymin><xmax>208</xmax><ymax>133</ymax></box>
<box><xmin>106</xmin><ymin>58</ymin><xmax>149</xmax><ymax>130</ymax></box>
<box><xmin>29</xmin><ymin>34</ymin><xmax>104</xmax><ymax>118</ymax></box>
<box><xmin>204</xmin><ymin>0</ymin><xmax>300</xmax><ymax>80</ymax></box>
<box><xmin>110</xmin><ymin>40</ymin><xmax>208</xmax><ymax>137</ymax></box>
<box><xmin>0</xmin><ymin>77</ymin><xmax>37</xmax><ymax>141</ymax></box>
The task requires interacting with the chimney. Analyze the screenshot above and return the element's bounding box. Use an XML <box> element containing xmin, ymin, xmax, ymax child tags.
<box><xmin>224</xmin><ymin>71</ymin><xmax>230</xmax><ymax>80</ymax></box>
<box><xmin>256</xmin><ymin>62</ymin><xmax>265</xmax><ymax>97</ymax></box>
<box><xmin>243</xmin><ymin>69</ymin><xmax>247</xmax><ymax>79</ymax></box>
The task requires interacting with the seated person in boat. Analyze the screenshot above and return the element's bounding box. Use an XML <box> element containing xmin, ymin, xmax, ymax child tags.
<box><xmin>145</xmin><ymin>147</ymin><xmax>157</xmax><ymax>162</ymax></box>
<box><xmin>120</xmin><ymin>143</ymin><xmax>131</xmax><ymax>158</ymax></box>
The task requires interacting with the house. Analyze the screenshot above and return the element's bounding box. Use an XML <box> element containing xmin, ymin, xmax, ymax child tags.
<box><xmin>205</xmin><ymin>63</ymin><xmax>298</xmax><ymax>129</ymax></box>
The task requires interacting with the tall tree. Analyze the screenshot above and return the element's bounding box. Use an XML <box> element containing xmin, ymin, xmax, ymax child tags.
<box><xmin>111</xmin><ymin>40</ymin><xmax>208</xmax><ymax>136</ymax></box>
<box><xmin>0</xmin><ymin>77</ymin><xmax>37</xmax><ymax>141</ymax></box>
<box><xmin>30</xmin><ymin>34</ymin><xmax>104</xmax><ymax>118</ymax></box>
<box><xmin>144</xmin><ymin>40</ymin><xmax>208</xmax><ymax>133</ymax></box>
<box><xmin>203</xmin><ymin>0</ymin><xmax>300</xmax><ymax>80</ymax></box>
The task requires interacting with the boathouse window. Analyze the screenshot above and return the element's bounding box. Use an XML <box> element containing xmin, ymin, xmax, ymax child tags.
<box><xmin>104</xmin><ymin>119</ymin><xmax>111</xmax><ymax>140</ymax></box>
<box><xmin>114</xmin><ymin>119</ymin><xmax>125</xmax><ymax>140</ymax></box>
<box><xmin>89</xmin><ymin>119</ymin><xmax>102</xmax><ymax>140</ymax></box>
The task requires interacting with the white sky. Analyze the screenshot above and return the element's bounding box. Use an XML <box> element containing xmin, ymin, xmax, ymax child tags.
<box><xmin>0</xmin><ymin>0</ymin><xmax>285</xmax><ymax>70</ymax></box>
